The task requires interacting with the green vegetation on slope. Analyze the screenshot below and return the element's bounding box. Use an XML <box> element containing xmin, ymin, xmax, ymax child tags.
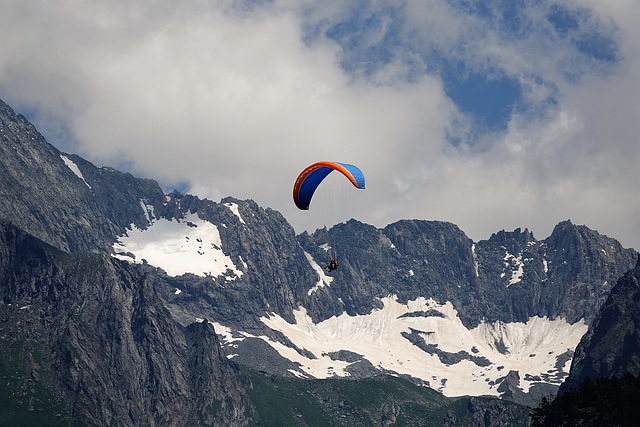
<box><xmin>0</xmin><ymin>335</ymin><xmax>71</xmax><ymax>426</ymax></box>
<box><xmin>244</xmin><ymin>368</ymin><xmax>531</xmax><ymax>426</ymax></box>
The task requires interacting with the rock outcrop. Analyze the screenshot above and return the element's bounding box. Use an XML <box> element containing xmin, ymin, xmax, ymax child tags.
<box><xmin>561</xmin><ymin>256</ymin><xmax>640</xmax><ymax>392</ymax></box>
<box><xmin>0</xmin><ymin>219</ymin><xmax>253</xmax><ymax>425</ymax></box>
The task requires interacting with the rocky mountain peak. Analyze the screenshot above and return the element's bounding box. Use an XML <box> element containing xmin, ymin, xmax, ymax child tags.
<box><xmin>488</xmin><ymin>227</ymin><xmax>535</xmax><ymax>244</ymax></box>
<box><xmin>0</xmin><ymin>100</ymin><xmax>169</xmax><ymax>254</ymax></box>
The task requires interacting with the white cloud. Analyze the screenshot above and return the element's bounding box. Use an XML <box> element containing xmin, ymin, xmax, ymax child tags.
<box><xmin>0</xmin><ymin>0</ymin><xmax>637</xmax><ymax>249</ymax></box>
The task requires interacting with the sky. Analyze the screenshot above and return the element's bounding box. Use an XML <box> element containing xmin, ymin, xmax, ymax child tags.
<box><xmin>0</xmin><ymin>0</ymin><xmax>638</xmax><ymax>249</ymax></box>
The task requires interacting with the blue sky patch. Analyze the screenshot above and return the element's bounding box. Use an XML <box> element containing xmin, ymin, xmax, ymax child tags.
<box><xmin>575</xmin><ymin>33</ymin><xmax>618</xmax><ymax>63</ymax></box>
<box><xmin>547</xmin><ymin>5</ymin><xmax>580</xmax><ymax>36</ymax></box>
<box><xmin>322</xmin><ymin>3</ymin><xmax>525</xmax><ymax>135</ymax></box>
<box><xmin>547</xmin><ymin>5</ymin><xmax>619</xmax><ymax>63</ymax></box>
<box><xmin>443</xmin><ymin>67</ymin><xmax>523</xmax><ymax>133</ymax></box>
<box><xmin>313</xmin><ymin>0</ymin><xmax>616</xmax><ymax>142</ymax></box>
<box><xmin>325</xmin><ymin>3</ymin><xmax>405</xmax><ymax>76</ymax></box>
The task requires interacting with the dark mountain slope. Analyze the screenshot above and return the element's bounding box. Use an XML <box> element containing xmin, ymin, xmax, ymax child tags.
<box><xmin>560</xmin><ymin>256</ymin><xmax>640</xmax><ymax>392</ymax></box>
<box><xmin>244</xmin><ymin>369</ymin><xmax>533</xmax><ymax>426</ymax></box>
<box><xmin>0</xmin><ymin>221</ymin><xmax>536</xmax><ymax>426</ymax></box>
<box><xmin>532</xmin><ymin>372</ymin><xmax>640</xmax><ymax>427</ymax></box>
<box><xmin>0</xmin><ymin>219</ymin><xmax>253</xmax><ymax>426</ymax></box>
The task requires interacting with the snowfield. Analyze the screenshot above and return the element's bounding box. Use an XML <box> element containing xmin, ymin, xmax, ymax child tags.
<box><xmin>304</xmin><ymin>251</ymin><xmax>333</xmax><ymax>295</ymax></box>
<box><xmin>216</xmin><ymin>296</ymin><xmax>587</xmax><ymax>398</ymax></box>
<box><xmin>112</xmin><ymin>211</ymin><xmax>242</xmax><ymax>278</ymax></box>
<box><xmin>224</xmin><ymin>202</ymin><xmax>246</xmax><ymax>224</ymax></box>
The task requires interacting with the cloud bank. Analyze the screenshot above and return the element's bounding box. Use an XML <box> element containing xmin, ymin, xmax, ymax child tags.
<box><xmin>0</xmin><ymin>0</ymin><xmax>638</xmax><ymax>249</ymax></box>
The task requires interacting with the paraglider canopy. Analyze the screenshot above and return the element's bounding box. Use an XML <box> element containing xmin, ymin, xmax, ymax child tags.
<box><xmin>293</xmin><ymin>161</ymin><xmax>365</xmax><ymax>210</ymax></box>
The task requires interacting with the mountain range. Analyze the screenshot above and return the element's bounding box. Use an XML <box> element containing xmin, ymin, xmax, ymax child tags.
<box><xmin>1</xmin><ymin>97</ymin><xmax>638</xmax><ymax>425</ymax></box>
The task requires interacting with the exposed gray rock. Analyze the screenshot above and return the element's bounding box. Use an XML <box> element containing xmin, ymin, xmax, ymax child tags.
<box><xmin>401</xmin><ymin>328</ymin><xmax>492</xmax><ymax>367</ymax></box>
<box><xmin>0</xmin><ymin>220</ymin><xmax>253</xmax><ymax>426</ymax></box>
<box><xmin>397</xmin><ymin>309</ymin><xmax>446</xmax><ymax>319</ymax></box>
<box><xmin>223</xmin><ymin>337</ymin><xmax>308</xmax><ymax>378</ymax></box>
<box><xmin>495</xmin><ymin>371</ymin><xmax>530</xmax><ymax>406</ymax></box>
<box><xmin>465</xmin><ymin>396</ymin><xmax>533</xmax><ymax>426</ymax></box>
<box><xmin>0</xmin><ymin>99</ymin><xmax>168</xmax><ymax>253</ymax></box>
<box><xmin>344</xmin><ymin>359</ymin><xmax>380</xmax><ymax>378</ymax></box>
<box><xmin>324</xmin><ymin>349</ymin><xmax>364</xmax><ymax>363</ymax></box>
<box><xmin>300</xmin><ymin>221</ymin><xmax>636</xmax><ymax>329</ymax></box>
<box><xmin>560</xmin><ymin>256</ymin><xmax>640</xmax><ymax>392</ymax></box>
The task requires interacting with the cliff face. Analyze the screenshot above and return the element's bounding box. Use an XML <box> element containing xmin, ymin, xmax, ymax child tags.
<box><xmin>0</xmin><ymin>217</ymin><xmax>541</xmax><ymax>424</ymax></box>
<box><xmin>0</xmin><ymin>219</ymin><xmax>253</xmax><ymax>426</ymax></box>
<box><xmin>297</xmin><ymin>219</ymin><xmax>637</xmax><ymax>329</ymax></box>
<box><xmin>561</xmin><ymin>256</ymin><xmax>640</xmax><ymax>392</ymax></box>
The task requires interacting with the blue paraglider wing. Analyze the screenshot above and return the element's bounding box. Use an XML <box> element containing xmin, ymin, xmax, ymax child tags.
<box><xmin>293</xmin><ymin>161</ymin><xmax>365</xmax><ymax>210</ymax></box>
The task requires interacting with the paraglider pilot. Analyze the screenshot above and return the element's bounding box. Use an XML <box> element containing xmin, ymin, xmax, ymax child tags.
<box><xmin>325</xmin><ymin>259</ymin><xmax>338</xmax><ymax>272</ymax></box>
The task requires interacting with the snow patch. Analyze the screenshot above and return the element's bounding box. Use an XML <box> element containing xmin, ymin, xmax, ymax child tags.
<box><xmin>305</xmin><ymin>252</ymin><xmax>333</xmax><ymax>295</ymax></box>
<box><xmin>503</xmin><ymin>251</ymin><xmax>524</xmax><ymax>286</ymax></box>
<box><xmin>224</xmin><ymin>202</ymin><xmax>246</xmax><ymax>224</ymax></box>
<box><xmin>60</xmin><ymin>155</ymin><xmax>91</xmax><ymax>189</ymax></box>
<box><xmin>112</xmin><ymin>212</ymin><xmax>242</xmax><ymax>278</ymax></box>
<box><xmin>212</xmin><ymin>320</ymin><xmax>352</xmax><ymax>377</ymax></box>
<box><xmin>211</xmin><ymin>322</ymin><xmax>248</xmax><ymax>344</ymax></box>
<box><xmin>472</xmin><ymin>244</ymin><xmax>479</xmax><ymax>277</ymax></box>
<box><xmin>256</xmin><ymin>296</ymin><xmax>588</xmax><ymax>397</ymax></box>
<box><xmin>239</xmin><ymin>256</ymin><xmax>248</xmax><ymax>270</ymax></box>
<box><xmin>139</xmin><ymin>199</ymin><xmax>156</xmax><ymax>223</ymax></box>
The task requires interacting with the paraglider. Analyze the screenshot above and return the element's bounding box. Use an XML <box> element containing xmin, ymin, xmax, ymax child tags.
<box><xmin>292</xmin><ymin>161</ymin><xmax>365</xmax><ymax>211</ymax></box>
<box><xmin>293</xmin><ymin>161</ymin><xmax>365</xmax><ymax>272</ymax></box>
<box><xmin>325</xmin><ymin>259</ymin><xmax>338</xmax><ymax>272</ymax></box>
